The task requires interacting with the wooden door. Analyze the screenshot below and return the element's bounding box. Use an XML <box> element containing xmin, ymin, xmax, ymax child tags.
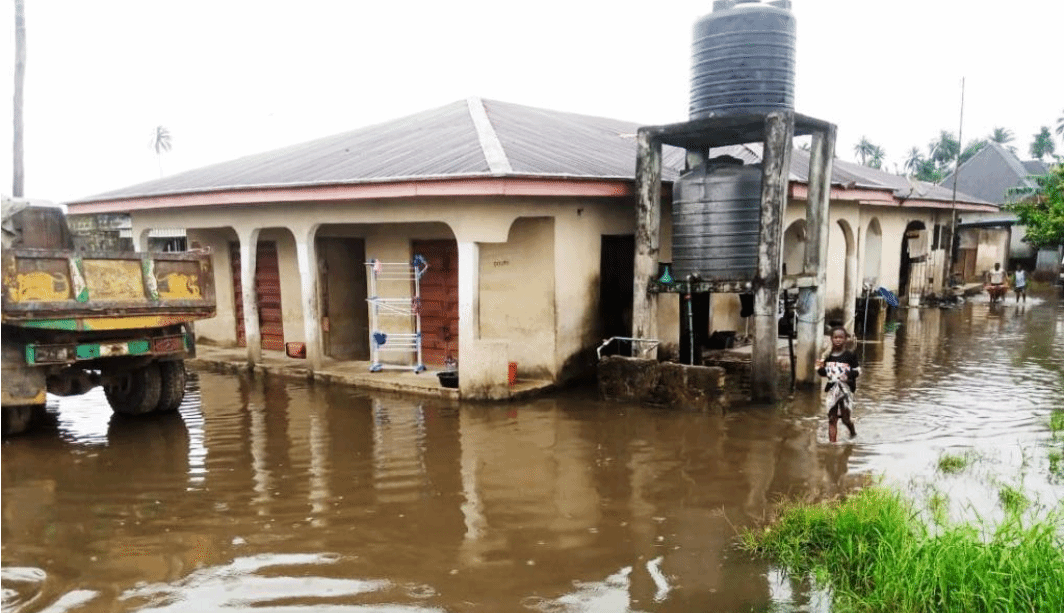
<box><xmin>412</xmin><ymin>240</ymin><xmax>458</xmax><ymax>366</ymax></box>
<box><xmin>231</xmin><ymin>241</ymin><xmax>285</xmax><ymax>350</ymax></box>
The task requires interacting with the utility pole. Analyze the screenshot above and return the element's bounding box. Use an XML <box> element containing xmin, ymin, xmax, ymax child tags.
<box><xmin>13</xmin><ymin>0</ymin><xmax>26</xmax><ymax>196</ymax></box>
<box><xmin>947</xmin><ymin>77</ymin><xmax>965</xmax><ymax>284</ymax></box>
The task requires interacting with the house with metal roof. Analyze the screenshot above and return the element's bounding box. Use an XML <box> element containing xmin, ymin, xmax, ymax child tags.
<box><xmin>67</xmin><ymin>98</ymin><xmax>996</xmax><ymax>398</ymax></box>
<box><xmin>939</xmin><ymin>140</ymin><xmax>1051</xmax><ymax>277</ymax></box>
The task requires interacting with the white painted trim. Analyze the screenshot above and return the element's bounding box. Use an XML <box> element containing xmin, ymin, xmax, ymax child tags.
<box><xmin>467</xmin><ymin>97</ymin><xmax>513</xmax><ymax>175</ymax></box>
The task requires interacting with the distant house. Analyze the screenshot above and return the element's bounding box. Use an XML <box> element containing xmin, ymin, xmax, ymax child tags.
<box><xmin>66</xmin><ymin>99</ymin><xmax>995</xmax><ymax>398</ymax></box>
<box><xmin>939</xmin><ymin>141</ymin><xmax>1050</xmax><ymax>278</ymax></box>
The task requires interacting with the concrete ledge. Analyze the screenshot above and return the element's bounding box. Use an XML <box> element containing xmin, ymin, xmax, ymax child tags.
<box><xmin>188</xmin><ymin>343</ymin><xmax>555</xmax><ymax>401</ymax></box>
<box><xmin>598</xmin><ymin>356</ymin><xmax>726</xmax><ymax>410</ymax></box>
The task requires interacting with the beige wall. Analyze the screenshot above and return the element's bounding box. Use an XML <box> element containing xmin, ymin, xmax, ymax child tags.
<box><xmin>128</xmin><ymin>193</ymin><xmax>970</xmax><ymax>381</ymax></box>
<box><xmin>185</xmin><ymin>227</ymin><xmax>238</xmax><ymax>346</ymax></box>
<box><xmin>480</xmin><ymin>217</ymin><xmax>556</xmax><ymax>379</ymax></box>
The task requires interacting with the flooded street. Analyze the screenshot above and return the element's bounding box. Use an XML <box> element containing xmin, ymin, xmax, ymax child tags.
<box><xmin>3</xmin><ymin>294</ymin><xmax>1062</xmax><ymax>613</ymax></box>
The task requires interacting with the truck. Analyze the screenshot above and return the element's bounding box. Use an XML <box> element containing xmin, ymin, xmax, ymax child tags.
<box><xmin>2</xmin><ymin>197</ymin><xmax>216</xmax><ymax>436</ymax></box>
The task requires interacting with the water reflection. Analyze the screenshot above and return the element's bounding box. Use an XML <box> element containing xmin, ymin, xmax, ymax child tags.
<box><xmin>3</xmin><ymin>297</ymin><xmax>1062</xmax><ymax>612</ymax></box>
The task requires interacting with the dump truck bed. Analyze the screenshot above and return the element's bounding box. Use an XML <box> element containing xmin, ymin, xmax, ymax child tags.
<box><xmin>2</xmin><ymin>247</ymin><xmax>215</xmax><ymax>331</ymax></box>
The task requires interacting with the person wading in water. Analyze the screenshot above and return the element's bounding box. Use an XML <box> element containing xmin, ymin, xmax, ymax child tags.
<box><xmin>816</xmin><ymin>326</ymin><xmax>859</xmax><ymax>442</ymax></box>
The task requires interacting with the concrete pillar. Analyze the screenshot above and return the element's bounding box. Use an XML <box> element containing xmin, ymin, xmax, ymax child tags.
<box><xmin>238</xmin><ymin>227</ymin><xmax>262</xmax><ymax>366</ymax></box>
<box><xmin>135</xmin><ymin>228</ymin><xmax>150</xmax><ymax>252</ymax></box>
<box><xmin>796</xmin><ymin>124</ymin><xmax>836</xmax><ymax>386</ymax></box>
<box><xmin>632</xmin><ymin>128</ymin><xmax>662</xmax><ymax>358</ymax></box>
<box><xmin>843</xmin><ymin>235</ymin><xmax>858</xmax><ymax>334</ymax></box>
<box><xmin>294</xmin><ymin>226</ymin><xmax>323</xmax><ymax>371</ymax></box>
<box><xmin>751</xmin><ymin>112</ymin><xmax>794</xmax><ymax>402</ymax></box>
<box><xmin>457</xmin><ymin>240</ymin><xmax>508</xmax><ymax>399</ymax></box>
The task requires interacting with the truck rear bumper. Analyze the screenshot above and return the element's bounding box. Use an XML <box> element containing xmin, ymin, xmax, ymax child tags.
<box><xmin>24</xmin><ymin>332</ymin><xmax>193</xmax><ymax>365</ymax></box>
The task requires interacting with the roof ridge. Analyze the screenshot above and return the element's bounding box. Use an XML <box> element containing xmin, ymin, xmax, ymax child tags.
<box><xmin>466</xmin><ymin>97</ymin><xmax>513</xmax><ymax>175</ymax></box>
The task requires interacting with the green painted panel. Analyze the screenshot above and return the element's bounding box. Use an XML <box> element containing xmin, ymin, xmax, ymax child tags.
<box><xmin>25</xmin><ymin>345</ymin><xmax>36</xmax><ymax>364</ymax></box>
<box><xmin>127</xmin><ymin>340</ymin><xmax>151</xmax><ymax>354</ymax></box>
<box><xmin>76</xmin><ymin>344</ymin><xmax>100</xmax><ymax>360</ymax></box>
<box><xmin>23</xmin><ymin>319</ymin><xmax>79</xmax><ymax>331</ymax></box>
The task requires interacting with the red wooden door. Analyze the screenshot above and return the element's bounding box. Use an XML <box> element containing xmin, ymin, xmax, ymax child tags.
<box><xmin>412</xmin><ymin>240</ymin><xmax>458</xmax><ymax>366</ymax></box>
<box><xmin>231</xmin><ymin>241</ymin><xmax>285</xmax><ymax>350</ymax></box>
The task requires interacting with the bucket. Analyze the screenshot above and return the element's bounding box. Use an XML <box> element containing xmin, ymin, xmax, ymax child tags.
<box><xmin>508</xmin><ymin>361</ymin><xmax>517</xmax><ymax>385</ymax></box>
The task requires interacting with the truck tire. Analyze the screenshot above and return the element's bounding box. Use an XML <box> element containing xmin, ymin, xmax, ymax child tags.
<box><xmin>2</xmin><ymin>405</ymin><xmax>38</xmax><ymax>437</ymax></box>
<box><xmin>155</xmin><ymin>361</ymin><xmax>187</xmax><ymax>413</ymax></box>
<box><xmin>104</xmin><ymin>363</ymin><xmax>162</xmax><ymax>416</ymax></box>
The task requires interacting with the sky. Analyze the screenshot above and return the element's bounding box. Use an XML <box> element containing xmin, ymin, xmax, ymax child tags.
<box><xmin>2</xmin><ymin>0</ymin><xmax>1062</xmax><ymax>204</ymax></box>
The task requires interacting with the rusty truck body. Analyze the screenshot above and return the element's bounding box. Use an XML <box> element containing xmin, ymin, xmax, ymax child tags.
<box><xmin>1</xmin><ymin>198</ymin><xmax>215</xmax><ymax>436</ymax></box>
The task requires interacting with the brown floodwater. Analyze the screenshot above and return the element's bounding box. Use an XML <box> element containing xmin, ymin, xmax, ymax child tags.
<box><xmin>3</xmin><ymin>292</ymin><xmax>1063</xmax><ymax>613</ymax></box>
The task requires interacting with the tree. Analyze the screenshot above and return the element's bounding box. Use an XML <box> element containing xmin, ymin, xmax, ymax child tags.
<box><xmin>1029</xmin><ymin>126</ymin><xmax>1055</xmax><ymax>161</ymax></box>
<box><xmin>851</xmin><ymin>135</ymin><xmax>876</xmax><ymax>166</ymax></box>
<box><xmin>929</xmin><ymin>130</ymin><xmax>960</xmax><ymax>168</ymax></box>
<box><xmin>989</xmin><ymin>127</ymin><xmax>1014</xmax><ymax>145</ymax></box>
<box><xmin>903</xmin><ymin>147</ymin><xmax>924</xmax><ymax>175</ymax></box>
<box><xmin>1006</xmin><ymin>165</ymin><xmax>1064</xmax><ymax>248</ymax></box>
<box><xmin>149</xmin><ymin>125</ymin><xmax>172</xmax><ymax>177</ymax></box>
<box><xmin>13</xmin><ymin>0</ymin><xmax>26</xmax><ymax>196</ymax></box>
<box><xmin>868</xmin><ymin>145</ymin><xmax>886</xmax><ymax>169</ymax></box>
<box><xmin>960</xmin><ymin>139</ymin><xmax>986</xmax><ymax>166</ymax></box>
<box><xmin>913</xmin><ymin>158</ymin><xmax>943</xmax><ymax>183</ymax></box>
<box><xmin>1056</xmin><ymin>109</ymin><xmax>1063</xmax><ymax>143</ymax></box>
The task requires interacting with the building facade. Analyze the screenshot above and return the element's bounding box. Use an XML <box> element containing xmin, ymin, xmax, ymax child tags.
<box><xmin>67</xmin><ymin>99</ymin><xmax>995</xmax><ymax>398</ymax></box>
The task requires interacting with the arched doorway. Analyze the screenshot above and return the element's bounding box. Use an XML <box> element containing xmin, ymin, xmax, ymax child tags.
<box><xmin>782</xmin><ymin>219</ymin><xmax>807</xmax><ymax>276</ymax></box>
<box><xmin>863</xmin><ymin>218</ymin><xmax>882</xmax><ymax>287</ymax></box>
<box><xmin>836</xmin><ymin>220</ymin><xmax>857</xmax><ymax>332</ymax></box>
<box><xmin>899</xmin><ymin>220</ymin><xmax>929</xmax><ymax>305</ymax></box>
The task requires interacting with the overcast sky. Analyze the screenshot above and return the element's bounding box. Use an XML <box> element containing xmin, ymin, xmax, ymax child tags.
<box><xmin>2</xmin><ymin>0</ymin><xmax>1062</xmax><ymax>203</ymax></box>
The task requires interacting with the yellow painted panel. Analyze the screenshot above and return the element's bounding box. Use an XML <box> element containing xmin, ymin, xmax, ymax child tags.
<box><xmin>82</xmin><ymin>260</ymin><xmax>145</xmax><ymax>301</ymax></box>
<box><xmin>10</xmin><ymin>271</ymin><xmax>70</xmax><ymax>302</ymax></box>
<box><xmin>157</xmin><ymin>272</ymin><xmax>203</xmax><ymax>300</ymax></box>
<box><xmin>82</xmin><ymin>315</ymin><xmax>191</xmax><ymax>331</ymax></box>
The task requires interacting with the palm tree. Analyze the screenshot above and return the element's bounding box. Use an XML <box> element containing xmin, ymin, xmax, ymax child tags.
<box><xmin>960</xmin><ymin>139</ymin><xmax>986</xmax><ymax>166</ymax></box>
<box><xmin>149</xmin><ymin>125</ymin><xmax>172</xmax><ymax>177</ymax></box>
<box><xmin>903</xmin><ymin>147</ymin><xmax>923</xmax><ymax>175</ymax></box>
<box><xmin>1056</xmin><ymin>110</ymin><xmax>1063</xmax><ymax>143</ymax></box>
<box><xmin>854</xmin><ymin>136</ymin><xmax>877</xmax><ymax>166</ymax></box>
<box><xmin>13</xmin><ymin>0</ymin><xmax>26</xmax><ymax>196</ymax></box>
<box><xmin>989</xmin><ymin>127</ymin><xmax>1014</xmax><ymax>144</ymax></box>
<box><xmin>868</xmin><ymin>145</ymin><xmax>886</xmax><ymax>170</ymax></box>
<box><xmin>1029</xmin><ymin>126</ymin><xmax>1055</xmax><ymax>161</ymax></box>
<box><xmin>929</xmin><ymin>130</ymin><xmax>959</xmax><ymax>168</ymax></box>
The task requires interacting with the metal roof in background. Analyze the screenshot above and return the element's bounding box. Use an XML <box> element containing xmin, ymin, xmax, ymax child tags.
<box><xmin>939</xmin><ymin>141</ymin><xmax>1045</xmax><ymax>205</ymax></box>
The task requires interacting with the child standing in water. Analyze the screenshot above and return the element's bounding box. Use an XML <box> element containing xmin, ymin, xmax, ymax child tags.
<box><xmin>816</xmin><ymin>326</ymin><xmax>859</xmax><ymax>442</ymax></box>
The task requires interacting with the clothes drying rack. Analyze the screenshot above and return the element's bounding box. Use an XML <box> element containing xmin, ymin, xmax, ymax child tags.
<box><xmin>365</xmin><ymin>255</ymin><xmax>428</xmax><ymax>373</ymax></box>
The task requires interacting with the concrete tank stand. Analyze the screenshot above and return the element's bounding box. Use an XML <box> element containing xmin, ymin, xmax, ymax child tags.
<box><xmin>632</xmin><ymin>111</ymin><xmax>836</xmax><ymax>402</ymax></box>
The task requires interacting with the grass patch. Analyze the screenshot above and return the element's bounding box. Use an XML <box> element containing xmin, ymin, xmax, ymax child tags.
<box><xmin>997</xmin><ymin>485</ymin><xmax>1029</xmax><ymax>513</ymax></box>
<box><xmin>1049</xmin><ymin>451</ymin><xmax>1063</xmax><ymax>479</ymax></box>
<box><xmin>740</xmin><ymin>487</ymin><xmax>1064</xmax><ymax>613</ymax></box>
<box><xmin>936</xmin><ymin>451</ymin><xmax>975</xmax><ymax>474</ymax></box>
<box><xmin>1050</xmin><ymin>410</ymin><xmax>1064</xmax><ymax>437</ymax></box>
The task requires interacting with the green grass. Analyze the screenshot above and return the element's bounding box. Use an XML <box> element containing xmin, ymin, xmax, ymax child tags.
<box><xmin>740</xmin><ymin>487</ymin><xmax>1064</xmax><ymax>613</ymax></box>
<box><xmin>997</xmin><ymin>485</ymin><xmax>1029</xmax><ymax>513</ymax></box>
<box><xmin>937</xmin><ymin>451</ymin><xmax>976</xmax><ymax>474</ymax></box>
<box><xmin>1049</xmin><ymin>451</ymin><xmax>1063</xmax><ymax>479</ymax></box>
<box><xmin>1050</xmin><ymin>410</ymin><xmax>1064</xmax><ymax>437</ymax></box>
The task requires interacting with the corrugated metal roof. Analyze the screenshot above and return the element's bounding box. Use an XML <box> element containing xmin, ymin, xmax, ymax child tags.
<box><xmin>938</xmin><ymin>141</ymin><xmax>1043</xmax><ymax>205</ymax></box>
<box><xmin>68</xmin><ymin>98</ymin><xmax>990</xmax><ymax>207</ymax></box>
<box><xmin>71</xmin><ymin>99</ymin><xmax>687</xmax><ymax>204</ymax></box>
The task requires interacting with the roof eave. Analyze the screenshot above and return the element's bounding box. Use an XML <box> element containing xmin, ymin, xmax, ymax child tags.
<box><xmin>65</xmin><ymin>175</ymin><xmax>642</xmax><ymax>214</ymax></box>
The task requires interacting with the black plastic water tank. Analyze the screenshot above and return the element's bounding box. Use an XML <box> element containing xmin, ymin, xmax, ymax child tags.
<box><xmin>689</xmin><ymin>0</ymin><xmax>796</xmax><ymax>119</ymax></box>
<box><xmin>671</xmin><ymin>155</ymin><xmax>763</xmax><ymax>281</ymax></box>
